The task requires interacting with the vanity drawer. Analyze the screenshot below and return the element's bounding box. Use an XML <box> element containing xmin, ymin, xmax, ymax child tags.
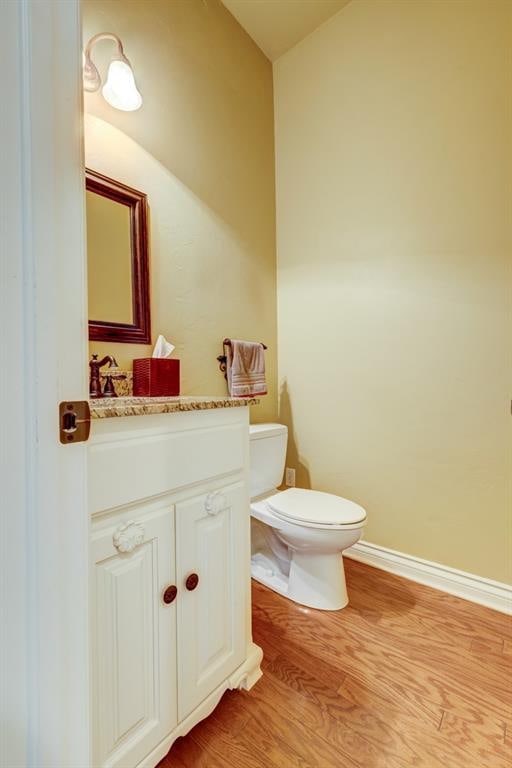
<box><xmin>89</xmin><ymin>420</ymin><xmax>247</xmax><ymax>514</ymax></box>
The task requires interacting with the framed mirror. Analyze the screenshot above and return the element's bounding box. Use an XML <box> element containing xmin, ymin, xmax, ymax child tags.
<box><xmin>86</xmin><ymin>168</ymin><xmax>151</xmax><ymax>343</ymax></box>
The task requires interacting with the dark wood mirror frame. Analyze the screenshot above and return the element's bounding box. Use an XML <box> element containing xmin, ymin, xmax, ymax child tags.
<box><xmin>86</xmin><ymin>168</ymin><xmax>151</xmax><ymax>344</ymax></box>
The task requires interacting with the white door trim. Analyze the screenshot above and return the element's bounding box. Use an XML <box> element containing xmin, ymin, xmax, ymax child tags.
<box><xmin>345</xmin><ymin>540</ymin><xmax>512</xmax><ymax>615</ymax></box>
<box><xmin>0</xmin><ymin>1</ymin><xmax>89</xmax><ymax>766</ymax></box>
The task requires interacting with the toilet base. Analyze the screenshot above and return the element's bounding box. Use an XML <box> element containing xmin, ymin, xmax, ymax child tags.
<box><xmin>251</xmin><ymin>550</ymin><xmax>349</xmax><ymax>611</ymax></box>
<box><xmin>251</xmin><ymin>553</ymin><xmax>289</xmax><ymax>597</ymax></box>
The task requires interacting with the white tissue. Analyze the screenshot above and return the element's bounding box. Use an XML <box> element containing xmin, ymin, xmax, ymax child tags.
<box><xmin>152</xmin><ymin>334</ymin><xmax>175</xmax><ymax>359</ymax></box>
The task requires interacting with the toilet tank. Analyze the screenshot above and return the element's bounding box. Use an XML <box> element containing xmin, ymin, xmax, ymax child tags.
<box><xmin>249</xmin><ymin>423</ymin><xmax>288</xmax><ymax>499</ymax></box>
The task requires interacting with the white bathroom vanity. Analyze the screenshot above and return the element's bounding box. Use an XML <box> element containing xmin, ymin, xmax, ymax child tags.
<box><xmin>88</xmin><ymin>397</ymin><xmax>262</xmax><ymax>768</ymax></box>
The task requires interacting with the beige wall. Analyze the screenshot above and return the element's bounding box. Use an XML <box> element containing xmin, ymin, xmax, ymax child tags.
<box><xmin>275</xmin><ymin>0</ymin><xmax>512</xmax><ymax>582</ymax></box>
<box><xmin>83</xmin><ymin>0</ymin><xmax>277</xmax><ymax>421</ymax></box>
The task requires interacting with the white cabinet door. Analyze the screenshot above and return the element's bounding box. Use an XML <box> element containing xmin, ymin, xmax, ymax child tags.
<box><xmin>91</xmin><ymin>503</ymin><xmax>177</xmax><ymax>768</ymax></box>
<box><xmin>176</xmin><ymin>481</ymin><xmax>247</xmax><ymax>720</ymax></box>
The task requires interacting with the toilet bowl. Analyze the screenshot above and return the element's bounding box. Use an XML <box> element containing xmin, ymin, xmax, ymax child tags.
<box><xmin>249</xmin><ymin>424</ymin><xmax>366</xmax><ymax>610</ymax></box>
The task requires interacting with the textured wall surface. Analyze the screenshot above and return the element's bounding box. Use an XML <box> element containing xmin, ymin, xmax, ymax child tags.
<box><xmin>275</xmin><ymin>0</ymin><xmax>512</xmax><ymax>582</ymax></box>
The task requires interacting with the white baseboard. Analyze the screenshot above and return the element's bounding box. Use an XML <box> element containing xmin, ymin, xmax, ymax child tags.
<box><xmin>345</xmin><ymin>540</ymin><xmax>512</xmax><ymax>615</ymax></box>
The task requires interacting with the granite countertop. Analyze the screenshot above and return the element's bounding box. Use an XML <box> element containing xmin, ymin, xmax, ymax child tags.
<box><xmin>90</xmin><ymin>395</ymin><xmax>260</xmax><ymax>419</ymax></box>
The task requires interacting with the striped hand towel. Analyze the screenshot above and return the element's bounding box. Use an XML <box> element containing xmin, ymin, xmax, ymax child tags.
<box><xmin>226</xmin><ymin>340</ymin><xmax>267</xmax><ymax>398</ymax></box>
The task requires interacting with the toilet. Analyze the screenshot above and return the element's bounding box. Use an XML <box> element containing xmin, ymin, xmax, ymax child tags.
<box><xmin>249</xmin><ymin>423</ymin><xmax>367</xmax><ymax>610</ymax></box>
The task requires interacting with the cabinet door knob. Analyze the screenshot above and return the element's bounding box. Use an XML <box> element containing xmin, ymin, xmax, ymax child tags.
<box><xmin>185</xmin><ymin>573</ymin><xmax>199</xmax><ymax>591</ymax></box>
<box><xmin>163</xmin><ymin>585</ymin><xmax>178</xmax><ymax>604</ymax></box>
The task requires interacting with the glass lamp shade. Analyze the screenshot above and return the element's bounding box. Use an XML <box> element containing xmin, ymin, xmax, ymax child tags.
<box><xmin>102</xmin><ymin>59</ymin><xmax>142</xmax><ymax>112</ymax></box>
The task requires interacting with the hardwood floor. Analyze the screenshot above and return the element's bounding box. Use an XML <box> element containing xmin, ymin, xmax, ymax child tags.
<box><xmin>159</xmin><ymin>559</ymin><xmax>512</xmax><ymax>768</ymax></box>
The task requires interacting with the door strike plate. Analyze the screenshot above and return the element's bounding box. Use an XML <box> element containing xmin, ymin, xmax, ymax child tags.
<box><xmin>59</xmin><ymin>401</ymin><xmax>91</xmax><ymax>444</ymax></box>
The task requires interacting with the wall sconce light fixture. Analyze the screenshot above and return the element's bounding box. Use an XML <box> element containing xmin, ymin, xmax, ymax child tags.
<box><xmin>83</xmin><ymin>32</ymin><xmax>142</xmax><ymax>112</ymax></box>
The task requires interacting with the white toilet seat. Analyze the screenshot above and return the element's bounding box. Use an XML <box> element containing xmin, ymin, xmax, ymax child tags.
<box><xmin>264</xmin><ymin>488</ymin><xmax>366</xmax><ymax>530</ymax></box>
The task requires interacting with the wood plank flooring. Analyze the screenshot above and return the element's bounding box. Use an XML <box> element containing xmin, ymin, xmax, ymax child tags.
<box><xmin>158</xmin><ymin>559</ymin><xmax>512</xmax><ymax>768</ymax></box>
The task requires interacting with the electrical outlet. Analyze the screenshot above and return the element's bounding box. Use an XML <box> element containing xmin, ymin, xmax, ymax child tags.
<box><xmin>285</xmin><ymin>467</ymin><xmax>296</xmax><ymax>487</ymax></box>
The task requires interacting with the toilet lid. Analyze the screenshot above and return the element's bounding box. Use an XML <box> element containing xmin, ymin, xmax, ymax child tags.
<box><xmin>267</xmin><ymin>488</ymin><xmax>366</xmax><ymax>526</ymax></box>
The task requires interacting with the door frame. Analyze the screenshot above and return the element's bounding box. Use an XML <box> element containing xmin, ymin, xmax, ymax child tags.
<box><xmin>1</xmin><ymin>1</ymin><xmax>90</xmax><ymax>766</ymax></box>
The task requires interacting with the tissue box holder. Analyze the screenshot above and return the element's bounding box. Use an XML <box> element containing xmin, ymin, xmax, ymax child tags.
<box><xmin>133</xmin><ymin>358</ymin><xmax>180</xmax><ymax>397</ymax></box>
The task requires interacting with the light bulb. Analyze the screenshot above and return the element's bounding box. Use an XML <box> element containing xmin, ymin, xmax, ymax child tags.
<box><xmin>102</xmin><ymin>58</ymin><xmax>142</xmax><ymax>112</ymax></box>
